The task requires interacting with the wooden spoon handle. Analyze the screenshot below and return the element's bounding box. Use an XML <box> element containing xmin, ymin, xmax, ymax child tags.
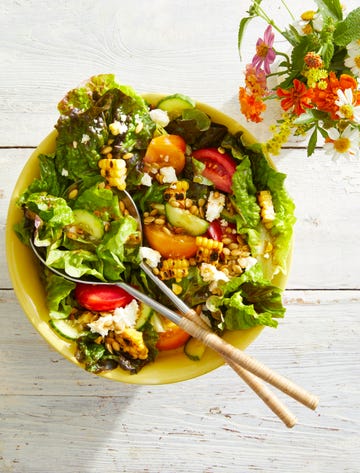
<box><xmin>179</xmin><ymin>315</ymin><xmax>319</xmax><ymax>411</ymax></box>
<box><xmin>183</xmin><ymin>309</ymin><xmax>298</xmax><ymax>428</ymax></box>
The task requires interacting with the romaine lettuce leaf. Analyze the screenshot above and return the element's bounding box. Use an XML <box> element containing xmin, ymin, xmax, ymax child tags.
<box><xmin>206</xmin><ymin>264</ymin><xmax>285</xmax><ymax>330</ymax></box>
<box><xmin>45</xmin><ymin>272</ymin><xmax>76</xmax><ymax>319</ymax></box>
<box><xmin>231</xmin><ymin>157</ymin><xmax>261</xmax><ymax>229</ymax></box>
<box><xmin>73</xmin><ymin>184</ymin><xmax>121</xmax><ymax>221</ymax></box>
<box><xmin>96</xmin><ymin>216</ymin><xmax>140</xmax><ymax>281</ymax></box>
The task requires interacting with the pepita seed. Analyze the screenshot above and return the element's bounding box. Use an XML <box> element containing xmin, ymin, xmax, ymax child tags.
<box><xmin>144</xmin><ymin>216</ymin><xmax>155</xmax><ymax>224</ymax></box>
<box><xmin>135</xmin><ymin>122</ymin><xmax>144</xmax><ymax>133</ymax></box>
<box><xmin>162</xmin><ymin>226</ymin><xmax>172</xmax><ymax>235</ymax></box>
<box><xmin>101</xmin><ymin>145</ymin><xmax>113</xmax><ymax>155</ymax></box>
<box><xmin>185</xmin><ymin>198</ymin><xmax>193</xmax><ymax>208</ymax></box>
<box><xmin>68</xmin><ymin>188</ymin><xmax>78</xmax><ymax>199</ymax></box>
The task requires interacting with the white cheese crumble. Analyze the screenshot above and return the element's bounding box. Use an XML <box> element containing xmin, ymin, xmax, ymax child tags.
<box><xmin>139</xmin><ymin>246</ymin><xmax>162</xmax><ymax>269</ymax></box>
<box><xmin>81</xmin><ymin>134</ymin><xmax>90</xmax><ymax>144</ymax></box>
<box><xmin>140</xmin><ymin>172</ymin><xmax>152</xmax><ymax>187</ymax></box>
<box><xmin>206</xmin><ymin>191</ymin><xmax>226</xmax><ymax>222</ymax></box>
<box><xmin>149</xmin><ymin>108</ymin><xmax>170</xmax><ymax>127</ymax></box>
<box><xmin>87</xmin><ymin>300</ymin><xmax>139</xmax><ymax>337</ymax></box>
<box><xmin>72</xmin><ymin>141</ymin><xmax>78</xmax><ymax>149</ymax></box>
<box><xmin>109</xmin><ymin>120</ymin><xmax>128</xmax><ymax>136</ymax></box>
<box><xmin>200</xmin><ymin>263</ymin><xmax>229</xmax><ymax>291</ymax></box>
<box><xmin>238</xmin><ymin>256</ymin><xmax>258</xmax><ymax>270</ymax></box>
<box><xmin>160</xmin><ymin>166</ymin><xmax>177</xmax><ymax>183</ymax></box>
<box><xmin>61</xmin><ymin>168</ymin><xmax>69</xmax><ymax>177</ymax></box>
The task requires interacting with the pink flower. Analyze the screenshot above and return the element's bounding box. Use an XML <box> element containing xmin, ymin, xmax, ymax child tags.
<box><xmin>252</xmin><ymin>25</ymin><xmax>276</xmax><ymax>75</ymax></box>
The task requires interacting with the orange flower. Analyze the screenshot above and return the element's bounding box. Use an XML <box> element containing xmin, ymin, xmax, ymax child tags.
<box><xmin>239</xmin><ymin>87</ymin><xmax>266</xmax><ymax>123</ymax></box>
<box><xmin>245</xmin><ymin>64</ymin><xmax>268</xmax><ymax>97</ymax></box>
<box><xmin>313</xmin><ymin>72</ymin><xmax>359</xmax><ymax>119</ymax></box>
<box><xmin>277</xmin><ymin>79</ymin><xmax>314</xmax><ymax>116</ymax></box>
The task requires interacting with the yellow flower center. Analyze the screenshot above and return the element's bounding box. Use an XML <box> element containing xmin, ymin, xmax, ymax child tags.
<box><xmin>334</xmin><ymin>137</ymin><xmax>351</xmax><ymax>153</ymax></box>
<box><xmin>339</xmin><ymin>104</ymin><xmax>354</xmax><ymax>119</ymax></box>
<box><xmin>354</xmin><ymin>55</ymin><xmax>360</xmax><ymax>68</ymax></box>
<box><xmin>256</xmin><ymin>43</ymin><xmax>269</xmax><ymax>58</ymax></box>
<box><xmin>301</xmin><ymin>10</ymin><xmax>316</xmax><ymax>21</ymax></box>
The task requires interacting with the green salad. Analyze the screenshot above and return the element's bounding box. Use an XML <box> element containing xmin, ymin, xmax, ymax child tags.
<box><xmin>15</xmin><ymin>74</ymin><xmax>295</xmax><ymax>375</ymax></box>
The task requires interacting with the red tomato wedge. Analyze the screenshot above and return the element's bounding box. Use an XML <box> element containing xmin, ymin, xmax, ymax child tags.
<box><xmin>192</xmin><ymin>148</ymin><xmax>237</xmax><ymax>193</ymax></box>
<box><xmin>74</xmin><ymin>283</ymin><xmax>134</xmax><ymax>311</ymax></box>
<box><xmin>156</xmin><ymin>320</ymin><xmax>191</xmax><ymax>351</ymax></box>
<box><xmin>144</xmin><ymin>134</ymin><xmax>186</xmax><ymax>174</ymax></box>
<box><xmin>206</xmin><ymin>219</ymin><xmax>223</xmax><ymax>241</ymax></box>
<box><xmin>144</xmin><ymin>223</ymin><xmax>198</xmax><ymax>259</ymax></box>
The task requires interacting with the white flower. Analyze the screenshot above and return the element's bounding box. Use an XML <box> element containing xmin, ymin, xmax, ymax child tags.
<box><xmin>335</xmin><ymin>88</ymin><xmax>360</xmax><ymax>122</ymax></box>
<box><xmin>324</xmin><ymin>126</ymin><xmax>360</xmax><ymax>161</ymax></box>
<box><xmin>293</xmin><ymin>11</ymin><xmax>323</xmax><ymax>36</ymax></box>
<box><xmin>345</xmin><ymin>40</ymin><xmax>360</xmax><ymax>77</ymax></box>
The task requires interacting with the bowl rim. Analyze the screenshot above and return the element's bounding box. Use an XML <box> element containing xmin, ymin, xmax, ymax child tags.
<box><xmin>6</xmin><ymin>96</ymin><xmax>290</xmax><ymax>385</ymax></box>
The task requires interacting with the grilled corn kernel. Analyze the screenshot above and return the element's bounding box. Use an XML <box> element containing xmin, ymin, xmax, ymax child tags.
<box><xmin>114</xmin><ymin>328</ymin><xmax>148</xmax><ymax>360</ymax></box>
<box><xmin>195</xmin><ymin>236</ymin><xmax>223</xmax><ymax>264</ymax></box>
<box><xmin>163</xmin><ymin>181</ymin><xmax>189</xmax><ymax>208</ymax></box>
<box><xmin>258</xmin><ymin>190</ymin><xmax>275</xmax><ymax>228</ymax></box>
<box><xmin>159</xmin><ymin>258</ymin><xmax>189</xmax><ymax>281</ymax></box>
<box><xmin>98</xmin><ymin>158</ymin><xmax>127</xmax><ymax>190</ymax></box>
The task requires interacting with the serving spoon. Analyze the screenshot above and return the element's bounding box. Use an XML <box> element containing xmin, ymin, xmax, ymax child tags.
<box><xmin>29</xmin><ymin>191</ymin><xmax>318</xmax><ymax>427</ymax></box>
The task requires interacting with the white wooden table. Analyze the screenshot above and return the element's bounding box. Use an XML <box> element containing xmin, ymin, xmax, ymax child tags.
<box><xmin>1</xmin><ymin>1</ymin><xmax>359</xmax><ymax>472</ymax></box>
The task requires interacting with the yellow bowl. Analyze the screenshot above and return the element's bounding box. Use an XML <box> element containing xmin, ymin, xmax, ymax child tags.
<box><xmin>6</xmin><ymin>96</ymin><xmax>290</xmax><ymax>385</ymax></box>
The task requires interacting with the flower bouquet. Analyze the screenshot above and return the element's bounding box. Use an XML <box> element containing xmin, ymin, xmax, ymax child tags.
<box><xmin>238</xmin><ymin>0</ymin><xmax>360</xmax><ymax>158</ymax></box>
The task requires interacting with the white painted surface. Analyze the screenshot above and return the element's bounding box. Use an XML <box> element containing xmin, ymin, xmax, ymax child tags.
<box><xmin>1</xmin><ymin>1</ymin><xmax>359</xmax><ymax>472</ymax></box>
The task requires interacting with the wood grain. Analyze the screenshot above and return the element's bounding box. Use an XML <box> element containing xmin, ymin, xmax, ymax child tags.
<box><xmin>1</xmin><ymin>0</ymin><xmax>359</xmax><ymax>471</ymax></box>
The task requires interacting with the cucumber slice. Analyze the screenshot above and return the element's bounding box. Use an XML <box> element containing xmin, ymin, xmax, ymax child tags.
<box><xmin>165</xmin><ymin>203</ymin><xmax>209</xmax><ymax>236</ymax></box>
<box><xmin>184</xmin><ymin>337</ymin><xmax>207</xmax><ymax>361</ymax></box>
<box><xmin>50</xmin><ymin>319</ymin><xmax>88</xmax><ymax>340</ymax></box>
<box><xmin>135</xmin><ymin>302</ymin><xmax>153</xmax><ymax>330</ymax></box>
<box><xmin>72</xmin><ymin>209</ymin><xmax>104</xmax><ymax>241</ymax></box>
<box><xmin>156</xmin><ymin>93</ymin><xmax>195</xmax><ymax>119</ymax></box>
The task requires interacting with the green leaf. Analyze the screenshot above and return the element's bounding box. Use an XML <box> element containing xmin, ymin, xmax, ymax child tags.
<box><xmin>314</xmin><ymin>0</ymin><xmax>343</xmax><ymax>20</ymax></box>
<box><xmin>333</xmin><ymin>8</ymin><xmax>360</xmax><ymax>46</ymax></box>
<box><xmin>238</xmin><ymin>16</ymin><xmax>254</xmax><ymax>59</ymax></box>
<box><xmin>321</xmin><ymin>40</ymin><xmax>335</xmax><ymax>68</ymax></box>
<box><xmin>307</xmin><ymin>128</ymin><xmax>318</xmax><ymax>157</ymax></box>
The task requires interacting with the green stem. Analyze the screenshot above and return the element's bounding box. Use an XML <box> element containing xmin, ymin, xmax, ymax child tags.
<box><xmin>274</xmin><ymin>50</ymin><xmax>291</xmax><ymax>65</ymax></box>
<box><xmin>280</xmin><ymin>0</ymin><xmax>295</xmax><ymax>21</ymax></box>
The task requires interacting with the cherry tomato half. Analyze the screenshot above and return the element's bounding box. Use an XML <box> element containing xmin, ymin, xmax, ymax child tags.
<box><xmin>74</xmin><ymin>283</ymin><xmax>134</xmax><ymax>312</ymax></box>
<box><xmin>192</xmin><ymin>148</ymin><xmax>237</xmax><ymax>193</ymax></box>
<box><xmin>144</xmin><ymin>134</ymin><xmax>186</xmax><ymax>174</ymax></box>
<box><xmin>156</xmin><ymin>320</ymin><xmax>191</xmax><ymax>351</ymax></box>
<box><xmin>206</xmin><ymin>219</ymin><xmax>223</xmax><ymax>241</ymax></box>
<box><xmin>144</xmin><ymin>223</ymin><xmax>197</xmax><ymax>259</ymax></box>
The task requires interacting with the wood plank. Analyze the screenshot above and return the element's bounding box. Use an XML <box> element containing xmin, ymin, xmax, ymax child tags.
<box><xmin>1</xmin><ymin>0</ymin><xmax>347</xmax><ymax>147</ymax></box>
<box><xmin>1</xmin><ymin>289</ymin><xmax>359</xmax><ymax>471</ymax></box>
